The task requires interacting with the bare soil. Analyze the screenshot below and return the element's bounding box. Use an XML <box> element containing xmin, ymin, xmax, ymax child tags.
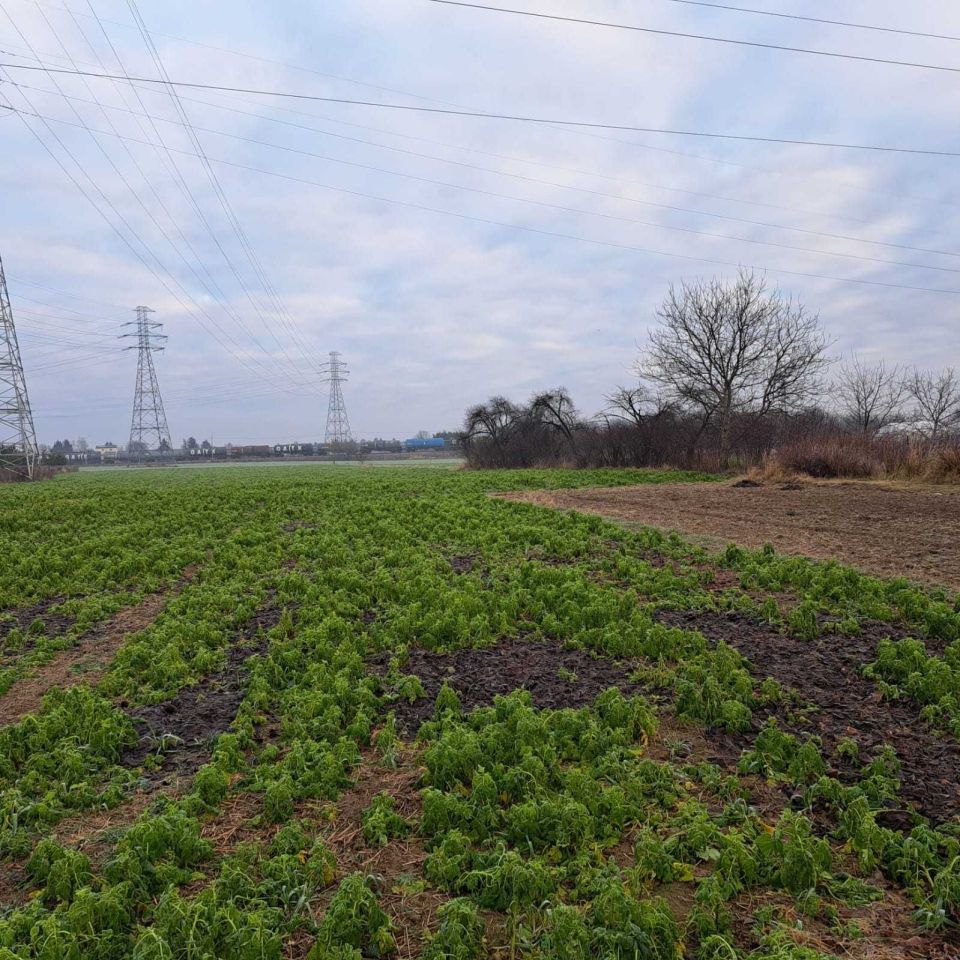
<box><xmin>0</xmin><ymin>595</ymin><xmax>73</xmax><ymax>655</ymax></box>
<box><xmin>659</xmin><ymin>609</ymin><xmax>960</xmax><ymax>825</ymax></box>
<box><xmin>119</xmin><ymin>602</ymin><xmax>287</xmax><ymax>780</ymax></box>
<box><xmin>370</xmin><ymin>639</ymin><xmax>646</xmax><ymax>736</ymax></box>
<box><xmin>0</xmin><ymin>568</ymin><xmax>198</xmax><ymax>727</ymax></box>
<box><xmin>502</xmin><ymin>480</ymin><xmax>960</xmax><ymax>593</ymax></box>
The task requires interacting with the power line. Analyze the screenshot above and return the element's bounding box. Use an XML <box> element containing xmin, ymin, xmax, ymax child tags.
<box><xmin>1</xmin><ymin>59</ymin><xmax>957</xmax><ymax>157</ymax></box>
<box><xmin>71</xmin><ymin>0</ymin><xmax>318</xmax><ymax>385</ymax></box>
<box><xmin>121</xmin><ymin>0</ymin><xmax>324</xmax><ymax>383</ymax></box>
<box><xmin>13</xmin><ymin>5</ymin><xmax>814</xmax><ymax>175</ymax></box>
<box><xmin>9</xmin><ymin>96</ymin><xmax>958</xmax><ymax>295</ymax></box>
<box><xmin>4</xmin><ymin>0</ymin><xmax>291</xmax><ymax>381</ymax></box>
<box><xmin>9</xmin><ymin>96</ymin><xmax>959</xmax><ymax>273</ymax></box>
<box><xmin>13</xmin><ymin>293</ymin><xmax>128</xmax><ymax>322</ymax></box>
<box><xmin>6</xmin><ymin>53</ymin><xmax>915</xmax><ymax>230</ymax></box>
<box><xmin>425</xmin><ymin>0</ymin><xmax>960</xmax><ymax>75</ymax></box>
<box><xmin>13</xmin><ymin>20</ymin><xmax>956</xmax><ymax>212</ymax></box>
<box><xmin>7</xmin><ymin>275</ymin><xmax>131</xmax><ymax>311</ymax></box>
<box><xmin>0</xmin><ymin>53</ymin><xmax>317</xmax><ymax>399</ymax></box>
<box><xmin>83</xmin><ymin>0</ymin><xmax>322</xmax><ymax>385</ymax></box>
<box><xmin>656</xmin><ymin>0</ymin><xmax>960</xmax><ymax>44</ymax></box>
<box><xmin>0</xmin><ymin>26</ymin><xmax>300</xmax><ymax>394</ymax></box>
<box><xmin>14</xmin><ymin>3</ymin><xmax>960</xmax><ymax>218</ymax></box>
<box><xmin>182</xmin><ymin>151</ymin><xmax>960</xmax><ymax>298</ymax></box>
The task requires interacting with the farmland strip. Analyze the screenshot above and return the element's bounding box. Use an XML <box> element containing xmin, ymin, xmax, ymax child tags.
<box><xmin>0</xmin><ymin>566</ymin><xmax>199</xmax><ymax>727</ymax></box>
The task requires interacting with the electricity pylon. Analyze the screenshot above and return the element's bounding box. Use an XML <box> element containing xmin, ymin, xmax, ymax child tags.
<box><xmin>122</xmin><ymin>306</ymin><xmax>171</xmax><ymax>457</ymax></box>
<box><xmin>321</xmin><ymin>351</ymin><xmax>353</xmax><ymax>446</ymax></box>
<box><xmin>0</xmin><ymin>255</ymin><xmax>39</xmax><ymax>479</ymax></box>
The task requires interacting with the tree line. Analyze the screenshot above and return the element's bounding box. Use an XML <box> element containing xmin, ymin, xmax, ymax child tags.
<box><xmin>462</xmin><ymin>271</ymin><xmax>960</xmax><ymax>476</ymax></box>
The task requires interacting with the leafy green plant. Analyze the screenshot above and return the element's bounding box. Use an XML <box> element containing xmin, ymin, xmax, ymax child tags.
<box><xmin>311</xmin><ymin>873</ymin><xmax>396</xmax><ymax>958</ymax></box>
<box><xmin>422</xmin><ymin>898</ymin><xmax>485</xmax><ymax>960</ymax></box>
<box><xmin>361</xmin><ymin>792</ymin><xmax>410</xmax><ymax>847</ymax></box>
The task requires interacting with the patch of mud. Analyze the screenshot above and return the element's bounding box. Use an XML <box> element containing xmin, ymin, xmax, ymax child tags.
<box><xmin>0</xmin><ymin>568</ymin><xmax>199</xmax><ymax>728</ymax></box>
<box><xmin>119</xmin><ymin>603</ymin><xmax>287</xmax><ymax>781</ymax></box>
<box><xmin>370</xmin><ymin>639</ymin><xmax>646</xmax><ymax>737</ymax></box>
<box><xmin>658</xmin><ymin>609</ymin><xmax>960</xmax><ymax>823</ymax></box>
<box><xmin>449</xmin><ymin>554</ymin><xmax>476</xmax><ymax>575</ymax></box>
<box><xmin>0</xmin><ymin>861</ymin><xmax>28</xmax><ymax>910</ymax></box>
<box><xmin>0</xmin><ymin>595</ymin><xmax>73</xmax><ymax>655</ymax></box>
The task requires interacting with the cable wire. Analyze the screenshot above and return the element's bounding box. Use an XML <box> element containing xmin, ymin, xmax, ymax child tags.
<box><xmin>656</xmin><ymin>0</ymin><xmax>960</xmax><ymax>44</ymax></box>
<box><xmin>1</xmin><ymin>59</ymin><xmax>956</xmax><ymax>157</ymax></box>
<box><xmin>9</xmin><ymin>93</ymin><xmax>959</xmax><ymax>271</ymax></box>
<box><xmin>425</xmin><ymin>0</ymin><xmax>960</xmax><ymax>74</ymax></box>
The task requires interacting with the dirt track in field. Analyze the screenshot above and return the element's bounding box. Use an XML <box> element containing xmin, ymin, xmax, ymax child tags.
<box><xmin>502</xmin><ymin>480</ymin><xmax>960</xmax><ymax>593</ymax></box>
<box><xmin>0</xmin><ymin>566</ymin><xmax>200</xmax><ymax>728</ymax></box>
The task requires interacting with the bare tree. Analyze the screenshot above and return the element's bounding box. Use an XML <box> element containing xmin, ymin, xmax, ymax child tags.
<box><xmin>602</xmin><ymin>385</ymin><xmax>675</xmax><ymax>428</ymax></box>
<box><xmin>640</xmin><ymin>270</ymin><xmax>831</xmax><ymax>467</ymax></box>
<box><xmin>906</xmin><ymin>367</ymin><xmax>960</xmax><ymax>438</ymax></box>
<box><xmin>530</xmin><ymin>388</ymin><xmax>579</xmax><ymax>445</ymax></box>
<box><xmin>463</xmin><ymin>396</ymin><xmax>521</xmax><ymax>451</ymax></box>
<box><xmin>835</xmin><ymin>356</ymin><xmax>906</xmax><ymax>433</ymax></box>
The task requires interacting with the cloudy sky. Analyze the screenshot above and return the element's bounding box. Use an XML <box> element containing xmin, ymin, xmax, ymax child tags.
<box><xmin>1</xmin><ymin>0</ymin><xmax>958</xmax><ymax>445</ymax></box>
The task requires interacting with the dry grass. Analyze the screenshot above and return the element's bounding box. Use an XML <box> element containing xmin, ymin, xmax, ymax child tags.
<box><xmin>765</xmin><ymin>434</ymin><xmax>960</xmax><ymax>483</ymax></box>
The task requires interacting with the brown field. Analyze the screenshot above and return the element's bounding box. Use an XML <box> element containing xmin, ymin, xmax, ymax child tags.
<box><xmin>502</xmin><ymin>479</ymin><xmax>960</xmax><ymax>593</ymax></box>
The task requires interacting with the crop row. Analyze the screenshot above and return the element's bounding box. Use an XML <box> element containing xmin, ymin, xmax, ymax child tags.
<box><xmin>0</xmin><ymin>465</ymin><xmax>956</xmax><ymax>959</ymax></box>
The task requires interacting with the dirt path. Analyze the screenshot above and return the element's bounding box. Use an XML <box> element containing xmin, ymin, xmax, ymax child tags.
<box><xmin>0</xmin><ymin>567</ymin><xmax>198</xmax><ymax>727</ymax></box>
<box><xmin>502</xmin><ymin>480</ymin><xmax>960</xmax><ymax>593</ymax></box>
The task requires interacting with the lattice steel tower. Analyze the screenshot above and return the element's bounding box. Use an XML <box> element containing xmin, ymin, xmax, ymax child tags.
<box><xmin>322</xmin><ymin>351</ymin><xmax>353</xmax><ymax>445</ymax></box>
<box><xmin>0</xmin><ymin>255</ymin><xmax>39</xmax><ymax>479</ymax></box>
<box><xmin>123</xmin><ymin>306</ymin><xmax>171</xmax><ymax>455</ymax></box>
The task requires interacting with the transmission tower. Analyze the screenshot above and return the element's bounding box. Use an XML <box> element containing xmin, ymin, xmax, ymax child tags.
<box><xmin>0</xmin><ymin>255</ymin><xmax>39</xmax><ymax>480</ymax></box>
<box><xmin>321</xmin><ymin>351</ymin><xmax>353</xmax><ymax>445</ymax></box>
<box><xmin>122</xmin><ymin>306</ymin><xmax>171</xmax><ymax>457</ymax></box>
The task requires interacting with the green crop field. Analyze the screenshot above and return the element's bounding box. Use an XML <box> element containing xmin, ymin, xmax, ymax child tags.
<box><xmin>0</xmin><ymin>465</ymin><xmax>958</xmax><ymax>959</ymax></box>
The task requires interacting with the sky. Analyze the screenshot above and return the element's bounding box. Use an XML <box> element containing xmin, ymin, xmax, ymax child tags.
<box><xmin>1</xmin><ymin>0</ymin><xmax>959</xmax><ymax>446</ymax></box>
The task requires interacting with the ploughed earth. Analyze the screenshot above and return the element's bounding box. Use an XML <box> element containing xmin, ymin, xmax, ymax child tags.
<box><xmin>500</xmin><ymin>479</ymin><xmax>960</xmax><ymax>593</ymax></box>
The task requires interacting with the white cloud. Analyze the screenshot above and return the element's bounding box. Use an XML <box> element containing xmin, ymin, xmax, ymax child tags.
<box><xmin>2</xmin><ymin>0</ymin><xmax>958</xmax><ymax>443</ymax></box>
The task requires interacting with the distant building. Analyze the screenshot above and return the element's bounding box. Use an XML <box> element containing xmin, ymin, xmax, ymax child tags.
<box><xmin>229</xmin><ymin>445</ymin><xmax>272</xmax><ymax>457</ymax></box>
<box><xmin>274</xmin><ymin>442</ymin><xmax>305</xmax><ymax>455</ymax></box>
<box><xmin>403</xmin><ymin>437</ymin><xmax>445</xmax><ymax>450</ymax></box>
<box><xmin>96</xmin><ymin>442</ymin><xmax>120</xmax><ymax>460</ymax></box>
